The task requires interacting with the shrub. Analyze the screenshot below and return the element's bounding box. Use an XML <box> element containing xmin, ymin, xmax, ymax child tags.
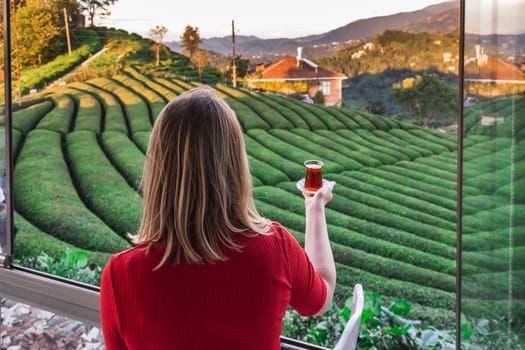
<box><xmin>113</xmin><ymin>73</ymin><xmax>166</xmax><ymax>120</ymax></box>
<box><xmin>241</xmin><ymin>88</ymin><xmax>310</xmax><ymax>129</ymax></box>
<box><xmin>14</xmin><ymin>129</ymin><xmax>129</xmax><ymax>252</ymax></box>
<box><xmin>35</xmin><ymin>94</ymin><xmax>75</xmax><ymax>135</ymax></box>
<box><xmin>4</xmin><ymin>100</ymin><xmax>54</xmax><ymax>135</ymax></box>
<box><xmin>215</xmin><ymin>84</ymin><xmax>294</xmax><ymax>129</ymax></box>
<box><xmin>19</xmin><ymin>249</ymin><xmax>103</xmax><ymax>286</ymax></box>
<box><xmin>247</xmin><ymin>129</ymin><xmax>345</xmax><ymax>174</ymax></box>
<box><xmin>101</xmin><ymin>131</ymin><xmax>146</xmax><ymax>190</ymax></box>
<box><xmin>70</xmin><ymin>81</ymin><xmax>129</xmax><ymax>134</ymax></box>
<box><xmin>66</xmin><ymin>130</ymin><xmax>143</xmax><ymax>236</ymax></box>
<box><xmin>312</xmin><ymin>90</ymin><xmax>325</xmax><ymax>105</ymax></box>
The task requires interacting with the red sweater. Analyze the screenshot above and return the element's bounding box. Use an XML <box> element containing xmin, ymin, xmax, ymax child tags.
<box><xmin>100</xmin><ymin>222</ymin><xmax>327</xmax><ymax>350</ymax></box>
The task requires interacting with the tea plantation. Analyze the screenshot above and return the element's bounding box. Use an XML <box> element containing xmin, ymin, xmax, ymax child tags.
<box><xmin>1</xmin><ymin>32</ymin><xmax>523</xmax><ymax>333</ymax></box>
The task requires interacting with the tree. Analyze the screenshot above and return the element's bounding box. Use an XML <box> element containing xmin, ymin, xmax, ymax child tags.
<box><xmin>392</xmin><ymin>74</ymin><xmax>457</xmax><ymax>127</ymax></box>
<box><xmin>15</xmin><ymin>0</ymin><xmax>61</xmax><ymax>67</ymax></box>
<box><xmin>193</xmin><ymin>50</ymin><xmax>210</xmax><ymax>79</ymax></box>
<box><xmin>180</xmin><ymin>25</ymin><xmax>202</xmax><ymax>60</ymax></box>
<box><xmin>149</xmin><ymin>25</ymin><xmax>168</xmax><ymax>66</ymax></box>
<box><xmin>78</xmin><ymin>0</ymin><xmax>118</xmax><ymax>27</ymax></box>
<box><xmin>313</xmin><ymin>90</ymin><xmax>325</xmax><ymax>105</ymax></box>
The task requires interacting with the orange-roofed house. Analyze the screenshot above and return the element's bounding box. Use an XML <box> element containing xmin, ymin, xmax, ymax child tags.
<box><xmin>464</xmin><ymin>46</ymin><xmax>525</xmax><ymax>96</ymax></box>
<box><xmin>246</xmin><ymin>47</ymin><xmax>347</xmax><ymax>106</ymax></box>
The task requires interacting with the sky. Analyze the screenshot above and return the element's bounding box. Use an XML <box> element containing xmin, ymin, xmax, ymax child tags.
<box><xmin>97</xmin><ymin>0</ymin><xmax>454</xmax><ymax>41</ymax></box>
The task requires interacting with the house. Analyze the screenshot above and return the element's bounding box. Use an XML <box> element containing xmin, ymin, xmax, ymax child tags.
<box><xmin>246</xmin><ymin>47</ymin><xmax>347</xmax><ymax>106</ymax></box>
<box><xmin>464</xmin><ymin>45</ymin><xmax>525</xmax><ymax>96</ymax></box>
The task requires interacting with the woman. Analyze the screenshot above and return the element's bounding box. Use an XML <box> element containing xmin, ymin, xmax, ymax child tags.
<box><xmin>100</xmin><ymin>86</ymin><xmax>336</xmax><ymax>349</ymax></box>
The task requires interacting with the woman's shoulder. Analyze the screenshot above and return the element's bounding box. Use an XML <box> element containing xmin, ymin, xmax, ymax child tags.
<box><xmin>107</xmin><ymin>242</ymin><xmax>156</xmax><ymax>268</ymax></box>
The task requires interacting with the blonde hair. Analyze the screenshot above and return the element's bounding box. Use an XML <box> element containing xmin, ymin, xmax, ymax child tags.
<box><xmin>136</xmin><ymin>86</ymin><xmax>269</xmax><ymax>266</ymax></box>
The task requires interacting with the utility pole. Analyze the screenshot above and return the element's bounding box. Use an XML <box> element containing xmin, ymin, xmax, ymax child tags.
<box><xmin>231</xmin><ymin>19</ymin><xmax>237</xmax><ymax>88</ymax></box>
<box><xmin>63</xmin><ymin>8</ymin><xmax>72</xmax><ymax>56</ymax></box>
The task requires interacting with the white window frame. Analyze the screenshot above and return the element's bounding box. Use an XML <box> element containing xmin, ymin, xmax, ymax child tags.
<box><xmin>320</xmin><ymin>81</ymin><xmax>331</xmax><ymax>96</ymax></box>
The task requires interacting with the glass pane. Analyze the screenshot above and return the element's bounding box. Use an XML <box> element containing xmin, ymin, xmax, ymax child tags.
<box><xmin>462</xmin><ymin>0</ymin><xmax>525</xmax><ymax>348</ymax></box>
<box><xmin>3</xmin><ymin>0</ymin><xmax>466</xmax><ymax>347</ymax></box>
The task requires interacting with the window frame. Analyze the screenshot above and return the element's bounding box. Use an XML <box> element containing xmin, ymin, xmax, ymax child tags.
<box><xmin>0</xmin><ymin>1</ymin><xmax>470</xmax><ymax>348</ymax></box>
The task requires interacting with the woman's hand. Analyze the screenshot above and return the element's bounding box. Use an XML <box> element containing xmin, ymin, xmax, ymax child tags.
<box><xmin>304</xmin><ymin>180</ymin><xmax>336</xmax><ymax>208</ymax></box>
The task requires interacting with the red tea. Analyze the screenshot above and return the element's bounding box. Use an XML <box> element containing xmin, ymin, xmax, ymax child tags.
<box><xmin>304</xmin><ymin>160</ymin><xmax>323</xmax><ymax>192</ymax></box>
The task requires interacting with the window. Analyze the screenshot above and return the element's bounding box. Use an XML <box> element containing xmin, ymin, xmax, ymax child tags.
<box><xmin>320</xmin><ymin>81</ymin><xmax>331</xmax><ymax>95</ymax></box>
<box><xmin>1</xmin><ymin>1</ymin><xmax>524</xmax><ymax>348</ymax></box>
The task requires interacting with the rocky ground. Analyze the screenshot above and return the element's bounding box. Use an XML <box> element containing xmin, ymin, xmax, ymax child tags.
<box><xmin>1</xmin><ymin>298</ymin><xmax>104</xmax><ymax>350</ymax></box>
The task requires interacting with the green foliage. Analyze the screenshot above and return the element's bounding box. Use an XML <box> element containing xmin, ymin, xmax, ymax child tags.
<box><xmin>20</xmin><ymin>249</ymin><xmax>102</xmax><ymax>285</ymax></box>
<box><xmin>285</xmin><ymin>290</ymin><xmax>523</xmax><ymax>350</ymax></box>
<box><xmin>101</xmin><ymin>131</ymin><xmax>145</xmax><ymax>190</ymax></box>
<box><xmin>66</xmin><ymin>130</ymin><xmax>143</xmax><ymax>236</ymax></box>
<box><xmin>14</xmin><ymin>129</ymin><xmax>130</xmax><ymax>252</ymax></box>
<box><xmin>15</xmin><ymin>29</ymin><xmax>101</xmax><ymax>96</ymax></box>
<box><xmin>35</xmin><ymin>94</ymin><xmax>75</xmax><ymax>135</ymax></box>
<box><xmin>313</xmin><ymin>90</ymin><xmax>325</xmax><ymax>105</ymax></box>
<box><xmin>15</xmin><ymin>0</ymin><xmax>61</xmax><ymax>68</ymax></box>
<box><xmin>392</xmin><ymin>74</ymin><xmax>457</xmax><ymax>127</ymax></box>
<box><xmin>180</xmin><ymin>25</ymin><xmax>202</xmax><ymax>59</ymax></box>
<box><xmin>79</xmin><ymin>0</ymin><xmax>118</xmax><ymax>27</ymax></box>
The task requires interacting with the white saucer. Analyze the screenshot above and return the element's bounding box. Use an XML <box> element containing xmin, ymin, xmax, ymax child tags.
<box><xmin>296</xmin><ymin>178</ymin><xmax>328</xmax><ymax>195</ymax></box>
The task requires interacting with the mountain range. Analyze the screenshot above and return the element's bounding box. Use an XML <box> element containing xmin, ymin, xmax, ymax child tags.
<box><xmin>166</xmin><ymin>1</ymin><xmax>460</xmax><ymax>60</ymax></box>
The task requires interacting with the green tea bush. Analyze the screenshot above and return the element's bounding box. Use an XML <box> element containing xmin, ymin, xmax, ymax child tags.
<box><xmin>389</xmin><ymin>129</ymin><xmax>450</xmax><ymax>154</ymax></box>
<box><xmin>132</xmin><ymin>131</ymin><xmax>150</xmax><ymax>153</ymax></box>
<box><xmin>113</xmin><ymin>73</ymin><xmax>166</xmax><ymax>120</ymax></box>
<box><xmin>35</xmin><ymin>94</ymin><xmax>75</xmax><ymax>135</ymax></box>
<box><xmin>89</xmin><ymin>77</ymin><xmax>152</xmax><ymax>133</ymax></box>
<box><xmin>247</xmin><ymin>129</ymin><xmax>344</xmax><ymax>174</ymax></box>
<box><xmin>354</xmin><ymin>129</ymin><xmax>423</xmax><ymax>160</ymax></box>
<box><xmin>462</xmin><ymin>225</ymin><xmax>525</xmax><ymax>251</ymax></box>
<box><xmin>323</xmin><ymin>106</ymin><xmax>363</xmax><ymax>130</ymax></box>
<box><xmin>337</xmin><ymin>130</ymin><xmax>408</xmax><ymax>163</ymax></box>
<box><xmin>362</xmin><ymin>166</ymin><xmax>458</xmax><ymax>198</ymax></box>
<box><xmin>215</xmin><ymin>85</ymin><xmax>294</xmax><ymax>129</ymax></box>
<box><xmin>327</xmin><ymin>173</ymin><xmax>457</xmax><ymax>222</ymax></box>
<box><xmin>298</xmin><ymin>103</ymin><xmax>347</xmax><ymax>130</ymax></box>
<box><xmin>269</xmin><ymin>129</ymin><xmax>363</xmax><ymax>171</ymax></box>
<box><xmin>342</xmin><ymin>110</ymin><xmax>377</xmax><ymax>130</ymax></box>
<box><xmin>63</xmin><ymin>88</ymin><xmax>102</xmax><ymax>133</ymax></box>
<box><xmin>14</xmin><ymin>129</ymin><xmax>129</xmax><ymax>252</ymax></box>
<box><xmin>66</xmin><ymin>130</ymin><xmax>143</xmax><ymax>236</ymax></box>
<box><xmin>353</xmin><ymin>109</ymin><xmax>391</xmax><ymax>131</ymax></box>
<box><xmin>125</xmin><ymin>66</ymin><xmax>176</xmax><ymax>101</ymax></box>
<box><xmin>371</xmin><ymin>130</ymin><xmax>434</xmax><ymax>157</ymax></box>
<box><xmin>14</xmin><ymin>212</ymin><xmax>111</xmax><ymax>267</ymax></box>
<box><xmin>262</xmin><ymin>94</ymin><xmax>327</xmax><ymax>130</ymax></box>
<box><xmin>101</xmin><ymin>131</ymin><xmax>146</xmax><ymax>189</ymax></box>
<box><xmin>70</xmin><ymin>81</ymin><xmax>129</xmax><ymax>134</ymax></box>
<box><xmin>247</xmin><ymin>155</ymin><xmax>289</xmax><ymax>185</ymax></box>
<box><xmin>463</xmin><ymin>204</ymin><xmax>525</xmax><ymax>232</ymax></box>
<box><xmin>244</xmin><ymin>135</ymin><xmax>304</xmax><ymax>180</ymax></box>
<box><xmin>5</xmin><ymin>100</ymin><xmax>54</xmax><ymax>135</ymax></box>
<box><xmin>212</xmin><ymin>88</ymin><xmax>270</xmax><ymax>130</ymax></box>
<box><xmin>292</xmin><ymin>128</ymin><xmax>378</xmax><ymax>167</ymax></box>
<box><xmin>254</xmin><ymin>187</ymin><xmax>456</xmax><ymax>259</ymax></box>
<box><xmin>154</xmin><ymin>78</ymin><xmax>187</xmax><ymax>95</ymax></box>
<box><xmin>313</xmin><ymin>130</ymin><xmax>384</xmax><ymax>167</ymax></box>
<box><xmin>241</xmin><ymin>89</ymin><xmax>310</xmax><ymax>129</ymax></box>
<box><xmin>408</xmin><ymin>129</ymin><xmax>457</xmax><ymax>151</ymax></box>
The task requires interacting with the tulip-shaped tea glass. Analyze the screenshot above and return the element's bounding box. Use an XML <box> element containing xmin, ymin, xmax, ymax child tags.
<box><xmin>303</xmin><ymin>160</ymin><xmax>324</xmax><ymax>192</ymax></box>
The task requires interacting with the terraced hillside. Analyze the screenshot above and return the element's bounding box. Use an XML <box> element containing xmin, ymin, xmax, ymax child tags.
<box><xmin>2</xmin><ymin>66</ymin><xmax>524</xmax><ymax>331</ymax></box>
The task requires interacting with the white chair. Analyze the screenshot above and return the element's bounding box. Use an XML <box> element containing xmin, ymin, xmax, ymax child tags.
<box><xmin>333</xmin><ymin>284</ymin><xmax>364</xmax><ymax>350</ymax></box>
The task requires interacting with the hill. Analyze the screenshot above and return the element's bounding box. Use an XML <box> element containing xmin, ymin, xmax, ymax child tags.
<box><xmin>166</xmin><ymin>1</ymin><xmax>459</xmax><ymax>60</ymax></box>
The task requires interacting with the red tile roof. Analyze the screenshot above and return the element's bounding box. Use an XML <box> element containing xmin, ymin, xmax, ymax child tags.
<box><xmin>465</xmin><ymin>56</ymin><xmax>525</xmax><ymax>82</ymax></box>
<box><xmin>248</xmin><ymin>58</ymin><xmax>346</xmax><ymax>81</ymax></box>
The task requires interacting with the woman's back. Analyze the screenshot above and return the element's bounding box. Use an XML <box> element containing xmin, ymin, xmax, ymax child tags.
<box><xmin>101</xmin><ymin>222</ymin><xmax>326</xmax><ymax>350</ymax></box>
